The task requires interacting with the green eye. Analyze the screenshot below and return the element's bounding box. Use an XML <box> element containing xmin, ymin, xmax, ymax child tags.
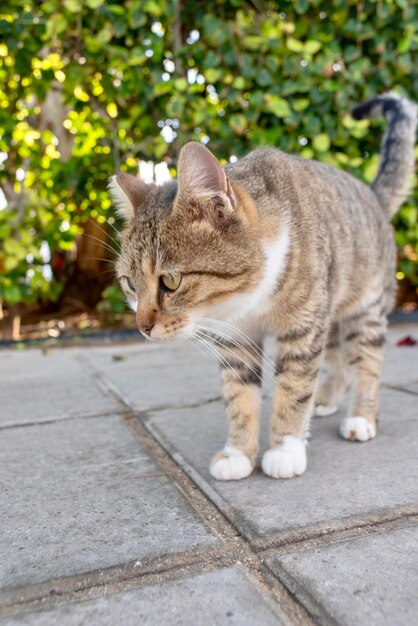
<box><xmin>126</xmin><ymin>277</ymin><xmax>135</xmax><ymax>292</ymax></box>
<box><xmin>160</xmin><ymin>273</ymin><xmax>182</xmax><ymax>291</ymax></box>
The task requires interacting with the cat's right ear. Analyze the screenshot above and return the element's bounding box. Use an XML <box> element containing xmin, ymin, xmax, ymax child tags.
<box><xmin>108</xmin><ymin>172</ymin><xmax>152</xmax><ymax>221</ymax></box>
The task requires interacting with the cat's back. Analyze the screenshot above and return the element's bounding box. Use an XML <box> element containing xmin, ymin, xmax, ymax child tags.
<box><xmin>226</xmin><ymin>146</ymin><xmax>381</xmax><ymax>222</ymax></box>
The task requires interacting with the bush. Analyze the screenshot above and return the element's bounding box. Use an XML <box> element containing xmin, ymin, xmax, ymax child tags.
<box><xmin>1</xmin><ymin>0</ymin><xmax>417</xmax><ymax>318</ymax></box>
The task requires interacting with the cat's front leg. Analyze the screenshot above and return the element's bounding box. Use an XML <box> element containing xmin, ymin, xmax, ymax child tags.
<box><xmin>210</xmin><ymin>341</ymin><xmax>263</xmax><ymax>481</ymax></box>
<box><xmin>263</xmin><ymin>325</ymin><xmax>326</xmax><ymax>479</ymax></box>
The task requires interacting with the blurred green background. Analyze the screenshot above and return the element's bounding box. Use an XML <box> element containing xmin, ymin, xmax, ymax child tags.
<box><xmin>0</xmin><ymin>0</ymin><xmax>417</xmax><ymax>340</ymax></box>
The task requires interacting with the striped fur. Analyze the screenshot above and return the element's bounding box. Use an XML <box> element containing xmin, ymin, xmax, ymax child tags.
<box><xmin>352</xmin><ymin>92</ymin><xmax>417</xmax><ymax>216</ymax></box>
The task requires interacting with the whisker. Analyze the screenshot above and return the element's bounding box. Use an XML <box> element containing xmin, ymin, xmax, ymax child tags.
<box><xmin>90</xmin><ymin>220</ymin><xmax>121</xmax><ymax>250</ymax></box>
<box><xmin>84</xmin><ymin>257</ymin><xmax>116</xmax><ymax>264</ymax></box>
<box><xmin>183</xmin><ymin>334</ymin><xmax>215</xmax><ymax>365</ymax></box>
<box><xmin>81</xmin><ymin>233</ymin><xmax>119</xmax><ymax>256</ymax></box>
<box><xmin>105</xmin><ymin>218</ymin><xmax>121</xmax><ymax>239</ymax></box>
<box><xmin>195</xmin><ymin>327</ymin><xmax>271</xmax><ymax>392</ymax></box>
<box><xmin>186</xmin><ymin>332</ymin><xmax>221</xmax><ymax>365</ymax></box>
<box><xmin>193</xmin><ymin>317</ymin><xmax>265</xmax><ymax>359</ymax></box>
<box><xmin>193</xmin><ymin>319</ymin><xmax>276</xmax><ymax>381</ymax></box>
<box><xmin>193</xmin><ymin>323</ymin><xmax>263</xmax><ymax>366</ymax></box>
<box><xmin>192</xmin><ymin>329</ymin><xmax>251</xmax><ymax>393</ymax></box>
<box><xmin>193</xmin><ymin>316</ymin><xmax>277</xmax><ymax>373</ymax></box>
<box><xmin>193</xmin><ymin>323</ymin><xmax>275</xmax><ymax>390</ymax></box>
<box><xmin>95</xmin><ymin>268</ymin><xmax>117</xmax><ymax>278</ymax></box>
<box><xmin>192</xmin><ymin>335</ymin><xmax>242</xmax><ymax>385</ymax></box>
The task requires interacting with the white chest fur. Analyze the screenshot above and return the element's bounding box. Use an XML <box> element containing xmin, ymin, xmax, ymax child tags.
<box><xmin>205</xmin><ymin>224</ymin><xmax>290</xmax><ymax>323</ymax></box>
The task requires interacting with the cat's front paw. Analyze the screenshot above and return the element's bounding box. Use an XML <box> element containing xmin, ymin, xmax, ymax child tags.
<box><xmin>210</xmin><ymin>446</ymin><xmax>254</xmax><ymax>481</ymax></box>
<box><xmin>340</xmin><ymin>416</ymin><xmax>376</xmax><ymax>442</ymax></box>
<box><xmin>262</xmin><ymin>436</ymin><xmax>307</xmax><ymax>479</ymax></box>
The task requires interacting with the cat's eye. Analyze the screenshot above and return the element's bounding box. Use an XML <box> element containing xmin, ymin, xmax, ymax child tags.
<box><xmin>126</xmin><ymin>277</ymin><xmax>135</xmax><ymax>293</ymax></box>
<box><xmin>160</xmin><ymin>273</ymin><xmax>182</xmax><ymax>291</ymax></box>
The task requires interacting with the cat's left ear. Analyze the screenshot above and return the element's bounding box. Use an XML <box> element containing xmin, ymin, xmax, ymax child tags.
<box><xmin>177</xmin><ymin>142</ymin><xmax>236</xmax><ymax>219</ymax></box>
<box><xmin>108</xmin><ymin>172</ymin><xmax>153</xmax><ymax>221</ymax></box>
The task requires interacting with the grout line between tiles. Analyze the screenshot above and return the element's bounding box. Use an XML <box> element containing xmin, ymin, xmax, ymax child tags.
<box><xmin>381</xmin><ymin>382</ymin><xmax>418</xmax><ymax>397</ymax></box>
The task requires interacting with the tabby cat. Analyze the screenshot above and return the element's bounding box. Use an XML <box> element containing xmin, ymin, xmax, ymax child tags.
<box><xmin>110</xmin><ymin>93</ymin><xmax>417</xmax><ymax>481</ymax></box>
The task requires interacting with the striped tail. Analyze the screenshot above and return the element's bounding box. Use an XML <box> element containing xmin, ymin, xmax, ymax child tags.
<box><xmin>351</xmin><ymin>93</ymin><xmax>417</xmax><ymax>217</ymax></box>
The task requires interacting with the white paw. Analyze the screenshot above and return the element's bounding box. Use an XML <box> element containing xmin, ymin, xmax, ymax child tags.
<box><xmin>262</xmin><ymin>436</ymin><xmax>307</xmax><ymax>479</ymax></box>
<box><xmin>340</xmin><ymin>416</ymin><xmax>376</xmax><ymax>442</ymax></box>
<box><xmin>314</xmin><ymin>404</ymin><xmax>338</xmax><ymax>417</ymax></box>
<box><xmin>210</xmin><ymin>446</ymin><xmax>253</xmax><ymax>481</ymax></box>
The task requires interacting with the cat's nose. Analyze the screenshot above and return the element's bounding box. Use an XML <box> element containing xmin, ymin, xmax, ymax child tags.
<box><xmin>138</xmin><ymin>321</ymin><xmax>154</xmax><ymax>336</ymax></box>
<box><xmin>136</xmin><ymin>309</ymin><xmax>156</xmax><ymax>336</ymax></box>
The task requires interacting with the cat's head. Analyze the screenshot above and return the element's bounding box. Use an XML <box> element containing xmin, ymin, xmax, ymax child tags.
<box><xmin>110</xmin><ymin>142</ymin><xmax>263</xmax><ymax>340</ymax></box>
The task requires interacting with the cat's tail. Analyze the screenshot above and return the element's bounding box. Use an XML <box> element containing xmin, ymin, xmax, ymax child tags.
<box><xmin>351</xmin><ymin>92</ymin><xmax>417</xmax><ymax>217</ymax></box>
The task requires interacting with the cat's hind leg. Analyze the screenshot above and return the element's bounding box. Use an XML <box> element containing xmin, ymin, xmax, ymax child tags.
<box><xmin>339</xmin><ymin>305</ymin><xmax>387</xmax><ymax>442</ymax></box>
<box><xmin>210</xmin><ymin>338</ymin><xmax>263</xmax><ymax>481</ymax></box>
<box><xmin>314</xmin><ymin>323</ymin><xmax>350</xmax><ymax>416</ymax></box>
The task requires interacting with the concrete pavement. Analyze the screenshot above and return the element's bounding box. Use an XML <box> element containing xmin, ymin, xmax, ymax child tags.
<box><xmin>1</xmin><ymin>325</ymin><xmax>417</xmax><ymax>625</ymax></box>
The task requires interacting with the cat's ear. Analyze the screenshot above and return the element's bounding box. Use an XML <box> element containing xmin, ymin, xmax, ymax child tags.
<box><xmin>108</xmin><ymin>172</ymin><xmax>152</xmax><ymax>221</ymax></box>
<box><xmin>177</xmin><ymin>142</ymin><xmax>235</xmax><ymax>219</ymax></box>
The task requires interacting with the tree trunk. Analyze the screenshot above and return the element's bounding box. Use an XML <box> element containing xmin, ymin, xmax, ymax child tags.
<box><xmin>2</xmin><ymin>305</ymin><xmax>21</xmax><ymax>340</ymax></box>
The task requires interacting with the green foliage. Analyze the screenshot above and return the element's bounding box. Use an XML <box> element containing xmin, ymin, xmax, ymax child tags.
<box><xmin>99</xmin><ymin>284</ymin><xmax>126</xmax><ymax>316</ymax></box>
<box><xmin>0</xmin><ymin>0</ymin><xmax>417</xmax><ymax>309</ymax></box>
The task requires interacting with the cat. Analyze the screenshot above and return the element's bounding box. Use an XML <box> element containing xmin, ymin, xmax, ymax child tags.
<box><xmin>110</xmin><ymin>92</ymin><xmax>417</xmax><ymax>481</ymax></box>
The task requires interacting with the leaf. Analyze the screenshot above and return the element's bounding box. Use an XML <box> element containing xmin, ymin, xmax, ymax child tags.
<box><xmin>243</xmin><ymin>35</ymin><xmax>264</xmax><ymax>51</ymax></box>
<box><xmin>203</xmin><ymin>15</ymin><xmax>229</xmax><ymax>45</ymax></box>
<box><xmin>232</xmin><ymin>76</ymin><xmax>246</xmax><ymax>89</ymax></box>
<box><xmin>85</xmin><ymin>0</ymin><xmax>104</xmax><ymax>7</ymax></box>
<box><xmin>47</xmin><ymin>14</ymin><xmax>68</xmax><ymax>37</ymax></box>
<box><xmin>106</xmin><ymin>103</ymin><xmax>118</xmax><ymax>118</ymax></box>
<box><xmin>363</xmin><ymin>154</ymin><xmax>380</xmax><ymax>182</ymax></box>
<box><xmin>397</xmin><ymin>37</ymin><xmax>412</xmax><ymax>53</ymax></box>
<box><xmin>129</xmin><ymin>2</ymin><xmax>147</xmax><ymax>28</ymax></box>
<box><xmin>153</xmin><ymin>82</ymin><xmax>172</xmax><ymax>96</ymax></box>
<box><xmin>63</xmin><ymin>0</ymin><xmax>82</xmax><ymax>11</ymax></box>
<box><xmin>4</xmin><ymin>284</ymin><xmax>22</xmax><ymax>305</ymax></box>
<box><xmin>174</xmin><ymin>77</ymin><xmax>188</xmax><ymax>92</ymax></box>
<box><xmin>229</xmin><ymin>114</ymin><xmax>247</xmax><ymax>134</ymax></box>
<box><xmin>286</xmin><ymin>37</ymin><xmax>304</xmax><ymax>52</ymax></box>
<box><xmin>400</xmin><ymin>206</ymin><xmax>418</xmax><ymax>228</ymax></box>
<box><xmin>264</xmin><ymin>95</ymin><xmax>291</xmax><ymax>118</ymax></box>
<box><xmin>58</xmin><ymin>239</ymin><xmax>75</xmax><ymax>251</ymax></box>
<box><xmin>256</xmin><ymin>68</ymin><xmax>272</xmax><ymax>87</ymax></box>
<box><xmin>293</xmin><ymin>98</ymin><xmax>310</xmax><ymax>112</ymax></box>
<box><xmin>312</xmin><ymin>133</ymin><xmax>331</xmax><ymax>152</ymax></box>
<box><xmin>304</xmin><ymin>40</ymin><xmax>321</xmax><ymax>55</ymax></box>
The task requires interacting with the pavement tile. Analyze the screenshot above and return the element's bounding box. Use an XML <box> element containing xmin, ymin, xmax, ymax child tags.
<box><xmin>269</xmin><ymin>525</ymin><xmax>418</xmax><ymax>626</ymax></box>
<box><xmin>0</xmin><ymin>375</ymin><xmax>119</xmax><ymax>426</ymax></box>
<box><xmin>385</xmin><ymin>380</ymin><xmax>418</xmax><ymax>395</ymax></box>
<box><xmin>0</xmin><ymin>348</ymin><xmax>83</xmax><ymax>380</ymax></box>
<box><xmin>0</xmin><ymin>349</ymin><xmax>119</xmax><ymax>426</ymax></box>
<box><xmin>84</xmin><ymin>341</ymin><xmax>221</xmax><ymax>411</ymax></box>
<box><xmin>146</xmin><ymin>386</ymin><xmax>418</xmax><ymax>538</ymax></box>
<box><xmin>382</xmin><ymin>345</ymin><xmax>418</xmax><ymax>387</ymax></box>
<box><xmin>0</xmin><ymin>416</ymin><xmax>215</xmax><ymax>591</ymax></box>
<box><xmin>82</xmin><ymin>339</ymin><xmax>203</xmax><ymax>373</ymax></box>
<box><xmin>2</xmin><ymin>567</ymin><xmax>285</xmax><ymax>626</ymax></box>
<box><xmin>379</xmin><ymin>324</ymin><xmax>418</xmax><ymax>388</ymax></box>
